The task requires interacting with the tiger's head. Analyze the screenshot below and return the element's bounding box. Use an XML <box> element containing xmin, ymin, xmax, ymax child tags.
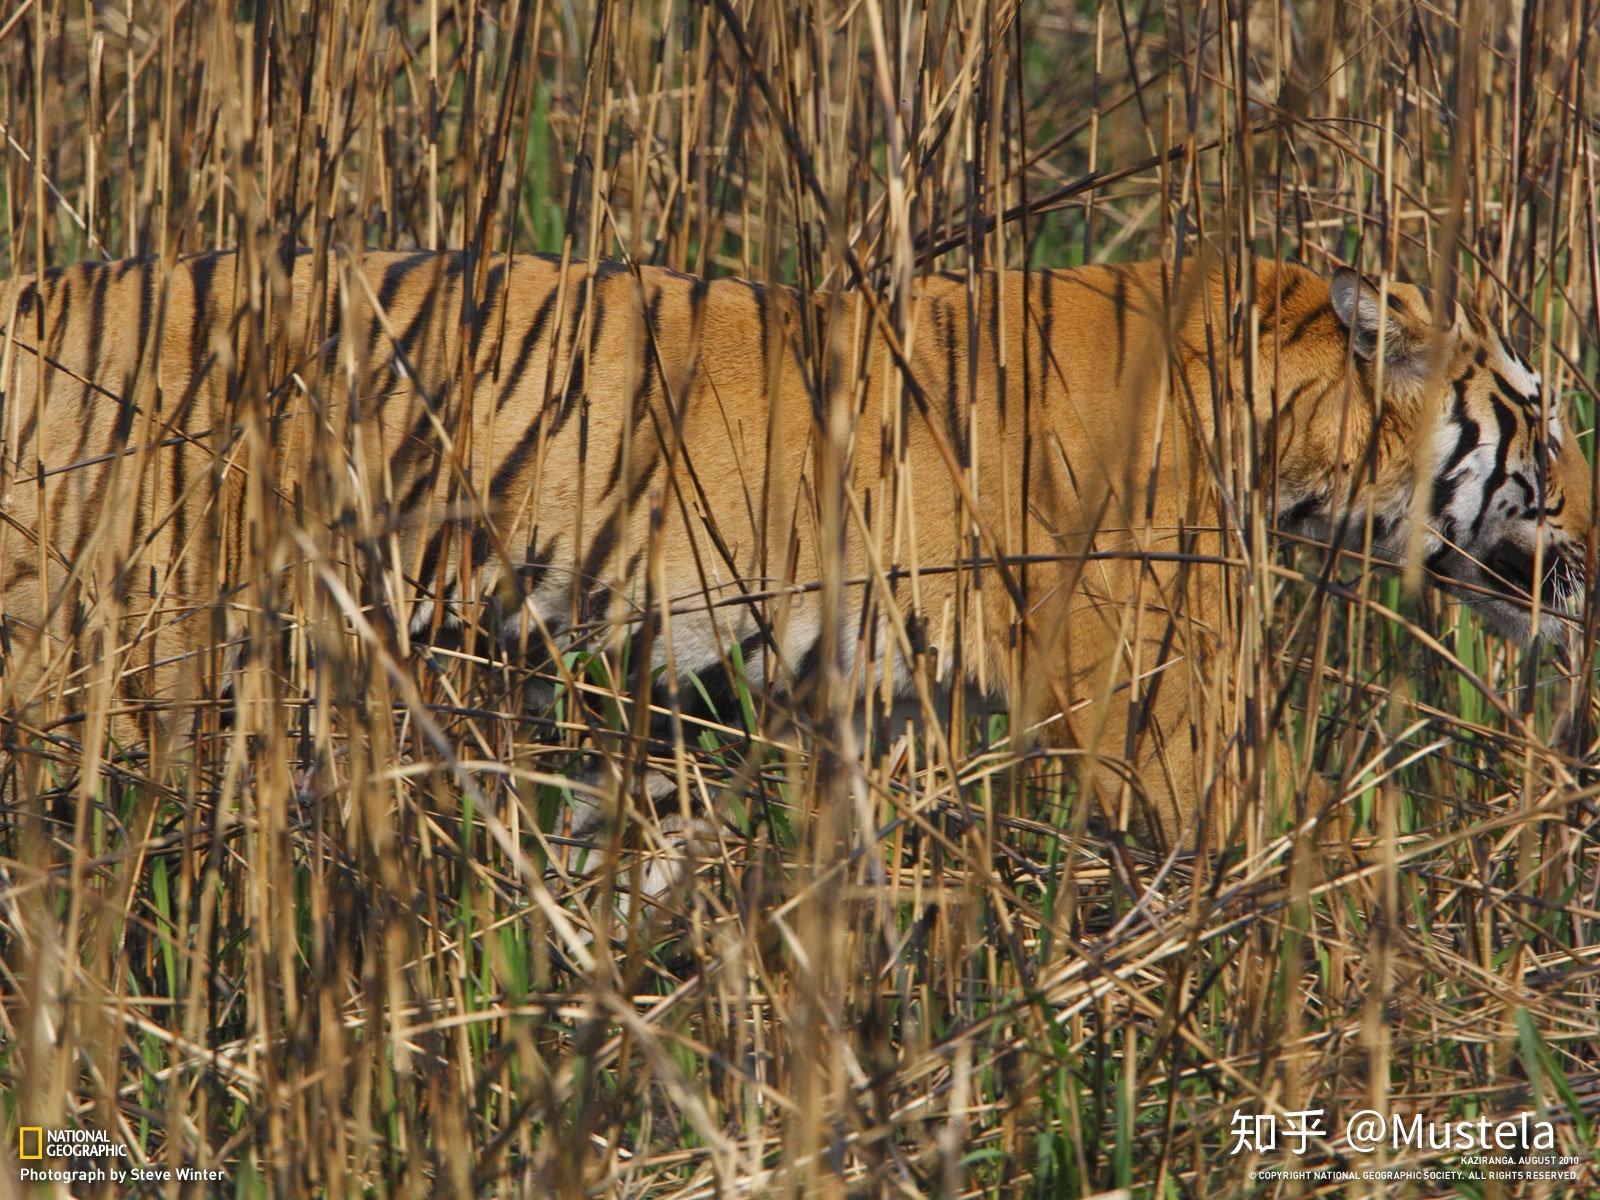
<box><xmin>1270</xmin><ymin>265</ymin><xmax>1592</xmax><ymax>644</ymax></box>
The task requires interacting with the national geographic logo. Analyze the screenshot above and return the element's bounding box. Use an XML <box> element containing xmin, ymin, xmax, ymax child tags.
<box><xmin>13</xmin><ymin>1125</ymin><xmax>127</xmax><ymax>1160</ymax></box>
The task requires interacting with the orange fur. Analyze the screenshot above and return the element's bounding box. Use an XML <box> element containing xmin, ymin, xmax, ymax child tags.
<box><xmin>1</xmin><ymin>251</ymin><xmax>1587</xmax><ymax>849</ymax></box>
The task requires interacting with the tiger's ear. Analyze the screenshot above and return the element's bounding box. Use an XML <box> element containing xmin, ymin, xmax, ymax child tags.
<box><xmin>1471</xmin><ymin>273</ymin><xmax>1500</xmax><ymax>327</ymax></box>
<box><xmin>1329</xmin><ymin>268</ymin><xmax>1432</xmax><ymax>372</ymax></box>
<box><xmin>1329</xmin><ymin>267</ymin><xmax>1387</xmax><ymax>360</ymax></box>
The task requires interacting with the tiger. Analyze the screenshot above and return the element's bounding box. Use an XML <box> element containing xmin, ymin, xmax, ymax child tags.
<box><xmin>0</xmin><ymin>247</ymin><xmax>1590</xmax><ymax>865</ymax></box>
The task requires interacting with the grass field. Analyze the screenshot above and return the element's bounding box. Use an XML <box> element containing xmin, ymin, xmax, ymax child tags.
<box><xmin>3</xmin><ymin>1</ymin><xmax>1600</xmax><ymax>1196</ymax></box>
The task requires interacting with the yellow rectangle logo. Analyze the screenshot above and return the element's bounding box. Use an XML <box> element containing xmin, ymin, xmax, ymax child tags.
<box><xmin>18</xmin><ymin>1127</ymin><xmax>42</xmax><ymax>1159</ymax></box>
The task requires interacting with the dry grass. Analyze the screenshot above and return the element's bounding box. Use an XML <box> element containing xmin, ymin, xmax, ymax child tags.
<box><xmin>2</xmin><ymin>0</ymin><xmax>1600</xmax><ymax>1196</ymax></box>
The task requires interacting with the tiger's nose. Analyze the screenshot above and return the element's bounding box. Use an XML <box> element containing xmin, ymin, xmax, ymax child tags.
<box><xmin>1482</xmin><ymin>541</ymin><xmax>1578</xmax><ymax>608</ymax></box>
<box><xmin>1482</xmin><ymin>542</ymin><xmax>1537</xmax><ymax>597</ymax></box>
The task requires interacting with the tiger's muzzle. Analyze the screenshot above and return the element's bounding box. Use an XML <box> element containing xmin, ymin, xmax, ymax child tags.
<box><xmin>1476</xmin><ymin>539</ymin><xmax>1587</xmax><ymax>642</ymax></box>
